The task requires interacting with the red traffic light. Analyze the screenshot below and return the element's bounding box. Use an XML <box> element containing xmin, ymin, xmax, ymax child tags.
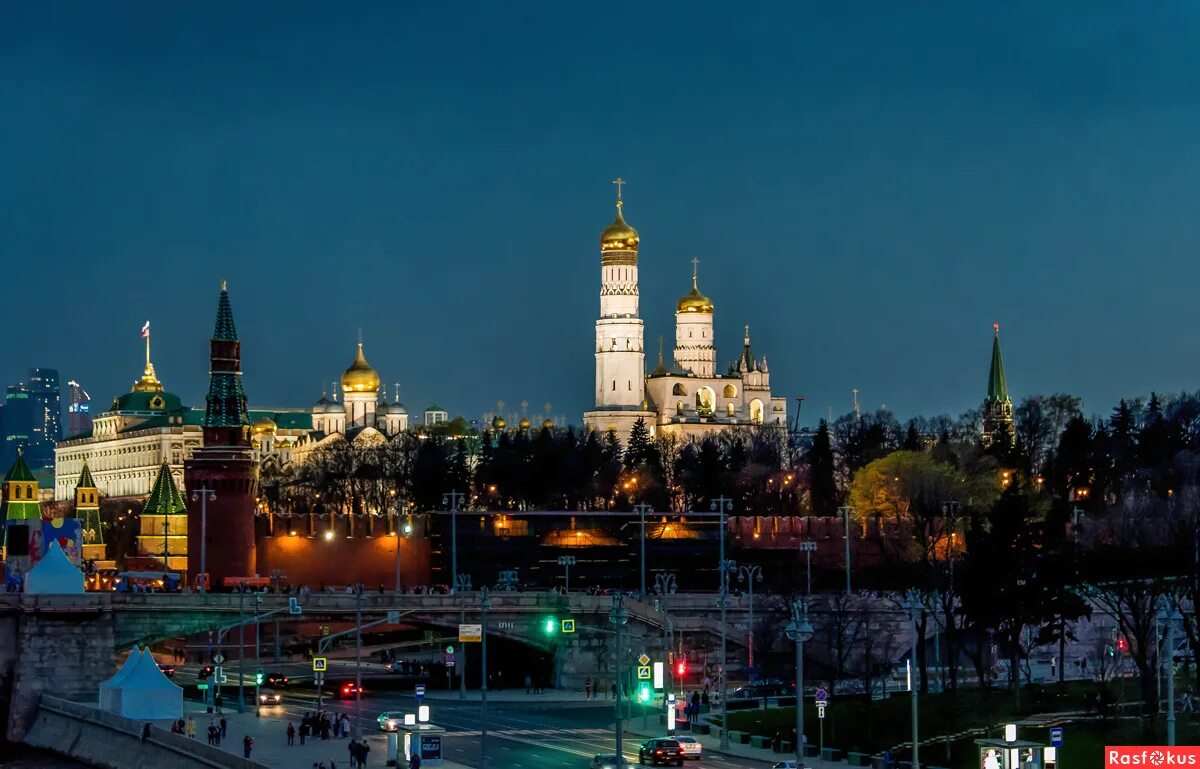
<box><xmin>676</xmin><ymin>660</ymin><xmax>687</xmax><ymax>676</ymax></box>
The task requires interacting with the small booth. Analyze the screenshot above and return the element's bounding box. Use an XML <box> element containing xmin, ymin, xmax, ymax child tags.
<box><xmin>976</xmin><ymin>724</ymin><xmax>1059</xmax><ymax>769</ymax></box>
<box><xmin>390</xmin><ymin>723</ymin><xmax>446</xmax><ymax>767</ymax></box>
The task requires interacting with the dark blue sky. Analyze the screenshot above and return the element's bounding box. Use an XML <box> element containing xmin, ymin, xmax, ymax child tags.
<box><xmin>3</xmin><ymin>3</ymin><xmax>1198</xmax><ymax>425</ymax></box>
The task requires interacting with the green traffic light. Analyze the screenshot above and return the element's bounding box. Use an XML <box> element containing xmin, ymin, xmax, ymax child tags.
<box><xmin>543</xmin><ymin>617</ymin><xmax>556</xmax><ymax>634</ymax></box>
<box><xmin>637</xmin><ymin>685</ymin><xmax>651</xmax><ymax>703</ymax></box>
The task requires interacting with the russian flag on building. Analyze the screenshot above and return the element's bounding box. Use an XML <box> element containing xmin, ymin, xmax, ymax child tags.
<box><xmin>141</xmin><ymin>321</ymin><xmax>150</xmax><ymax>338</ymax></box>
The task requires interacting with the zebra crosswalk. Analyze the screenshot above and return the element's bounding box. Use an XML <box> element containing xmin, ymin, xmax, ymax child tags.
<box><xmin>440</xmin><ymin>726</ymin><xmax>612</xmax><ymax>738</ymax></box>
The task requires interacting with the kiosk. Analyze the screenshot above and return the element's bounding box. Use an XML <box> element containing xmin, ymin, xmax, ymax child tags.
<box><xmin>975</xmin><ymin>724</ymin><xmax>1058</xmax><ymax>769</ymax></box>
<box><xmin>394</xmin><ymin>723</ymin><xmax>446</xmax><ymax>767</ymax></box>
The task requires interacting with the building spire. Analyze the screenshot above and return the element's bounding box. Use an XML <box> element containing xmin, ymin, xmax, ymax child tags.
<box><xmin>987</xmin><ymin>322</ymin><xmax>1009</xmax><ymax>403</ymax></box>
<box><xmin>202</xmin><ymin>283</ymin><xmax>250</xmax><ymax>437</ymax></box>
<box><xmin>691</xmin><ymin>256</ymin><xmax>700</xmax><ymax>289</ymax></box>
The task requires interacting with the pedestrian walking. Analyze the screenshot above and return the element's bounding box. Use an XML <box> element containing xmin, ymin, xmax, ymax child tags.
<box><xmin>186</xmin><ymin>717</ymin><xmax>196</xmax><ymax>739</ymax></box>
<box><xmin>141</xmin><ymin>723</ymin><xmax>151</xmax><ymax>743</ymax></box>
<box><xmin>611</xmin><ymin>682</ymin><xmax>617</xmax><ymax>699</ymax></box>
<box><xmin>287</xmin><ymin>721</ymin><xmax>296</xmax><ymax>746</ymax></box>
<box><xmin>525</xmin><ymin>674</ymin><xmax>532</xmax><ymax>694</ymax></box>
<box><xmin>219</xmin><ymin>716</ymin><xmax>227</xmax><ymax>739</ymax></box>
<box><xmin>348</xmin><ymin>739</ymin><xmax>358</xmax><ymax>768</ymax></box>
<box><xmin>585</xmin><ymin>677</ymin><xmax>592</xmax><ymax>700</ymax></box>
<box><xmin>410</xmin><ymin>751</ymin><xmax>421</xmax><ymax>769</ymax></box>
<box><xmin>242</xmin><ymin>734</ymin><xmax>254</xmax><ymax>758</ymax></box>
<box><xmin>359</xmin><ymin>740</ymin><xmax>370</xmax><ymax>765</ymax></box>
<box><xmin>215</xmin><ymin>693</ymin><xmax>223</xmax><ymax>713</ymax></box>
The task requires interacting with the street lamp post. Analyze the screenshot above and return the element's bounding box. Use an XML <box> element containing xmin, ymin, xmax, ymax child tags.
<box><xmin>479</xmin><ymin>587</ymin><xmax>491</xmax><ymax>769</ymax></box>
<box><xmin>557</xmin><ymin>555</ymin><xmax>576</xmax><ymax>592</ymax></box>
<box><xmin>633</xmin><ymin>503</ymin><xmax>653</xmax><ymax>596</ymax></box>
<box><xmin>610</xmin><ymin>594</ymin><xmax>630</xmax><ymax>758</ymax></box>
<box><xmin>737</xmin><ymin>565</ymin><xmax>763</xmax><ymax>669</ymax></box>
<box><xmin>457</xmin><ymin>573</ymin><xmax>472</xmax><ymax>700</ymax></box>
<box><xmin>354</xmin><ymin>585</ymin><xmax>363</xmax><ymax>738</ymax></box>
<box><xmin>654</xmin><ymin>572</ymin><xmax>678</xmax><ymax>691</ymax></box>
<box><xmin>786</xmin><ymin>599</ymin><xmax>814</xmax><ymax>765</ymax></box>
<box><xmin>443</xmin><ymin>491</ymin><xmax>466</xmax><ymax>595</ymax></box>
<box><xmin>905</xmin><ymin>589</ymin><xmax>922</xmax><ymax>769</ymax></box>
<box><xmin>798</xmin><ymin>541</ymin><xmax>816</xmax><ymax>596</ymax></box>
<box><xmin>254</xmin><ymin>593</ymin><xmax>262</xmax><ymax>718</ymax></box>
<box><xmin>191</xmin><ymin>487</ymin><xmax>216</xmax><ymax>591</ymax></box>
<box><xmin>837</xmin><ymin>506</ymin><xmax>854</xmax><ymax>595</ymax></box>
<box><xmin>393</xmin><ymin>495</ymin><xmax>407</xmax><ymax>592</ymax></box>
<box><xmin>711</xmin><ymin>496</ymin><xmax>734</xmax><ymax>749</ymax></box>
<box><xmin>1161</xmin><ymin>603</ymin><xmax>1182</xmax><ymax>746</ymax></box>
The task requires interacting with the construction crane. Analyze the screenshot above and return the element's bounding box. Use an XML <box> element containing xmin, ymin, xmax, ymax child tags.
<box><xmin>788</xmin><ymin>395</ymin><xmax>806</xmax><ymax>456</ymax></box>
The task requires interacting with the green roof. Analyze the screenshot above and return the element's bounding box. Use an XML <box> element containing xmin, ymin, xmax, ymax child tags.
<box><xmin>247</xmin><ymin>410</ymin><xmax>313</xmax><ymax>431</ymax></box>
<box><xmin>4</xmin><ymin>451</ymin><xmax>36</xmax><ymax>483</ymax></box>
<box><xmin>987</xmin><ymin>327</ymin><xmax>1009</xmax><ymax>403</ymax></box>
<box><xmin>76</xmin><ymin>460</ymin><xmax>96</xmax><ymax>490</ymax></box>
<box><xmin>424</xmin><ymin>405</ymin><xmax>446</xmax><ymax>412</ymax></box>
<box><xmin>143</xmin><ymin>463</ymin><xmax>187</xmax><ymax>516</ymax></box>
<box><xmin>109</xmin><ymin>390</ymin><xmax>185</xmax><ymax>415</ymax></box>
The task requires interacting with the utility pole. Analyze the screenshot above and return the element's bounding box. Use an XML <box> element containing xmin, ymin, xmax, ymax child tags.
<box><xmin>633</xmin><ymin>503</ymin><xmax>653</xmax><ymax>596</ymax></box>
<box><xmin>737</xmin><ymin>564</ymin><xmax>763</xmax><ymax>669</ymax></box>
<box><xmin>479</xmin><ymin>587</ymin><xmax>491</xmax><ymax>769</ymax></box>
<box><xmin>394</xmin><ymin>496</ymin><xmax>406</xmax><ymax>592</ymax></box>
<box><xmin>354</xmin><ymin>585</ymin><xmax>363</xmax><ymax>737</ymax></box>
<box><xmin>254</xmin><ymin>593</ymin><xmax>262</xmax><ymax>717</ymax></box>
<box><xmin>557</xmin><ymin>555</ymin><xmax>576</xmax><ymax>593</ymax></box>
<box><xmin>786</xmin><ymin>599</ymin><xmax>813</xmax><ymax>765</ymax></box>
<box><xmin>457</xmin><ymin>573</ymin><xmax>471</xmax><ymax>700</ymax></box>
<box><xmin>906</xmin><ymin>589</ymin><xmax>921</xmax><ymax>769</ymax></box>
<box><xmin>799</xmin><ymin>540</ymin><xmax>817</xmax><ymax>596</ymax></box>
<box><xmin>711</xmin><ymin>495</ymin><xmax>734</xmax><ymax>749</ymax></box>
<box><xmin>191</xmin><ymin>487</ymin><xmax>216</xmax><ymax>591</ymax></box>
<box><xmin>443</xmin><ymin>491</ymin><xmax>466</xmax><ymax>594</ymax></box>
<box><xmin>237</xmin><ymin>589</ymin><xmax>246</xmax><ymax>713</ymax></box>
<box><xmin>610</xmin><ymin>594</ymin><xmax>629</xmax><ymax>758</ymax></box>
<box><xmin>838</xmin><ymin>505</ymin><xmax>855</xmax><ymax>595</ymax></box>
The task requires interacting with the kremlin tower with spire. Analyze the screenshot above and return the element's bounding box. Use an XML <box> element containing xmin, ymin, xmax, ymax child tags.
<box><xmin>981</xmin><ymin>322</ymin><xmax>1014</xmax><ymax>446</ymax></box>
<box><xmin>185</xmin><ymin>281</ymin><xmax>259</xmax><ymax>586</ymax></box>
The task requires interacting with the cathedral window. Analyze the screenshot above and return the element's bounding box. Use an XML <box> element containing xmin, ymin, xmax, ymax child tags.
<box><xmin>612</xmin><ymin>380</ymin><xmax>617</xmax><ymax>391</ymax></box>
<box><xmin>723</xmin><ymin>384</ymin><xmax>737</xmax><ymax>398</ymax></box>
<box><xmin>672</xmin><ymin>383</ymin><xmax>687</xmax><ymax>396</ymax></box>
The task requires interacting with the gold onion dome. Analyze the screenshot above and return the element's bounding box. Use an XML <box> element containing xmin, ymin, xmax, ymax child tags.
<box><xmin>600</xmin><ymin>202</ymin><xmax>639</xmax><ymax>252</ymax></box>
<box><xmin>341</xmin><ymin>342</ymin><xmax>381</xmax><ymax>392</ymax></box>
<box><xmin>251</xmin><ymin>416</ymin><xmax>277</xmax><ymax>436</ymax></box>
<box><xmin>518</xmin><ymin>416</ymin><xmax>532</xmax><ymax>431</ymax></box>
<box><xmin>492</xmin><ymin>415</ymin><xmax>507</xmax><ymax>430</ymax></box>
<box><xmin>542</xmin><ymin>418</ymin><xmax>556</xmax><ymax>430</ymax></box>
<box><xmin>677</xmin><ymin>283</ymin><xmax>714</xmax><ymax>314</ymax></box>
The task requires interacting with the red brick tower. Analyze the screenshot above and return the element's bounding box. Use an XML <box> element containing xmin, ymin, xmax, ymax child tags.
<box><xmin>185</xmin><ymin>281</ymin><xmax>258</xmax><ymax>585</ymax></box>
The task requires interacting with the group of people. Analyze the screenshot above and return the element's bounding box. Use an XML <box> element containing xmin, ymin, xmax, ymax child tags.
<box><xmin>291</xmin><ymin>711</ymin><xmax>351</xmax><ymax>743</ymax></box>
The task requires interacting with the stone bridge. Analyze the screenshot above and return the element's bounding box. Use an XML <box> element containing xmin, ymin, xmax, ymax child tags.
<box><xmin>0</xmin><ymin>591</ymin><xmax>759</xmax><ymax>742</ymax></box>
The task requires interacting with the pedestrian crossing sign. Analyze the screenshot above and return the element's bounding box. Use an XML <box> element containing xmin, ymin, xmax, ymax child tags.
<box><xmin>313</xmin><ymin>657</ymin><xmax>327</xmax><ymax>672</ymax></box>
<box><xmin>561</xmin><ymin>619</ymin><xmax>575</xmax><ymax>633</ymax></box>
<box><xmin>637</xmin><ymin>665</ymin><xmax>652</xmax><ymax>680</ymax></box>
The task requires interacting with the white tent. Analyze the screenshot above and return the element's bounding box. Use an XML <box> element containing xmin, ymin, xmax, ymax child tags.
<box><xmin>24</xmin><ymin>540</ymin><xmax>85</xmax><ymax>594</ymax></box>
<box><xmin>100</xmin><ymin>647</ymin><xmax>148</xmax><ymax>712</ymax></box>
<box><xmin>100</xmin><ymin>647</ymin><xmax>183</xmax><ymax>720</ymax></box>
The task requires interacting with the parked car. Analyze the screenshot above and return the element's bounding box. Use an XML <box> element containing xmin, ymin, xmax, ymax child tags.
<box><xmin>590</xmin><ymin>755</ymin><xmax>631</xmax><ymax>769</ymax></box>
<box><xmin>673</xmin><ymin>736</ymin><xmax>701</xmax><ymax>760</ymax></box>
<box><xmin>637</xmin><ymin>738</ymin><xmax>683</xmax><ymax>766</ymax></box>
<box><xmin>257</xmin><ymin>690</ymin><xmax>281</xmax><ymax>705</ymax></box>
<box><xmin>377</xmin><ymin>711</ymin><xmax>405</xmax><ymax>732</ymax></box>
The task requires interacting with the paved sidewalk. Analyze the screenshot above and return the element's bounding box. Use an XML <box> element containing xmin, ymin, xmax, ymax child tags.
<box><xmin>174</xmin><ymin>703</ymin><xmax>473</xmax><ymax>769</ymax></box>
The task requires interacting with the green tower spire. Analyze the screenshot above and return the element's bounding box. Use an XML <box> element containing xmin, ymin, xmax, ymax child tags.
<box><xmin>986</xmin><ymin>322</ymin><xmax>1009</xmax><ymax>404</ymax></box>
<box><xmin>143</xmin><ymin>463</ymin><xmax>186</xmax><ymax>516</ymax></box>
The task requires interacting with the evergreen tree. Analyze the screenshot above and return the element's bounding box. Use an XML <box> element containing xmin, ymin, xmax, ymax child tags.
<box><xmin>902</xmin><ymin>420</ymin><xmax>922</xmax><ymax>451</ymax></box>
<box><xmin>807</xmin><ymin>419</ymin><xmax>839</xmax><ymax>516</ymax></box>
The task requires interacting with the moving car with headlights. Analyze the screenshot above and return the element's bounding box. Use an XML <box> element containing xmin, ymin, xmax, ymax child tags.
<box><xmin>266</xmin><ymin>672</ymin><xmax>289</xmax><ymax>687</ymax></box>
<box><xmin>590</xmin><ymin>755</ymin><xmax>631</xmax><ymax>769</ymax></box>
<box><xmin>637</xmin><ymin>738</ymin><xmax>683</xmax><ymax>766</ymax></box>
<box><xmin>377</xmin><ymin>712</ymin><xmax>405</xmax><ymax>732</ymax></box>
<box><xmin>339</xmin><ymin>682</ymin><xmax>365</xmax><ymax>699</ymax></box>
<box><xmin>257</xmin><ymin>690</ymin><xmax>281</xmax><ymax>705</ymax></box>
<box><xmin>157</xmin><ymin>664</ymin><xmax>176</xmax><ymax>678</ymax></box>
<box><xmin>673</xmin><ymin>736</ymin><xmax>702</xmax><ymax>760</ymax></box>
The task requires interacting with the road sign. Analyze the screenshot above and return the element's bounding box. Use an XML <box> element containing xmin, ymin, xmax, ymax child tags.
<box><xmin>444</xmin><ymin>653</ymin><xmax>455</xmax><ymax>664</ymax></box>
<box><xmin>1050</xmin><ymin>727</ymin><xmax>1064</xmax><ymax>747</ymax></box>
<box><xmin>445</xmin><ymin>645</ymin><xmax>454</xmax><ymax>654</ymax></box>
<box><xmin>818</xmin><ymin>704</ymin><xmax>826</xmax><ymax>719</ymax></box>
<box><xmin>815</xmin><ymin>687</ymin><xmax>829</xmax><ymax>702</ymax></box>
<box><xmin>212</xmin><ymin>653</ymin><xmax>225</xmax><ymax>664</ymax></box>
<box><xmin>387</xmin><ymin>610</ymin><xmax>401</xmax><ymax>624</ymax></box>
<box><xmin>637</xmin><ymin>665</ymin><xmax>652</xmax><ymax>680</ymax></box>
<box><xmin>313</xmin><ymin>657</ymin><xmax>327</xmax><ymax>672</ymax></box>
<box><xmin>314</xmin><ymin>672</ymin><xmax>324</xmax><ymax>685</ymax></box>
<box><xmin>638</xmin><ymin>654</ymin><xmax>650</xmax><ymax>667</ymax></box>
<box><xmin>415</xmin><ymin>684</ymin><xmax>426</xmax><ymax>700</ymax></box>
<box><xmin>561</xmin><ymin>619</ymin><xmax>575</xmax><ymax>633</ymax></box>
<box><xmin>321</xmin><ymin>625</ymin><xmax>330</xmax><ymax>636</ymax></box>
<box><xmin>653</xmin><ymin>661</ymin><xmax>664</xmax><ymax>689</ymax></box>
<box><xmin>197</xmin><ymin>682</ymin><xmax>209</xmax><ymax>690</ymax></box>
<box><xmin>459</xmin><ymin>623</ymin><xmax>482</xmax><ymax>642</ymax></box>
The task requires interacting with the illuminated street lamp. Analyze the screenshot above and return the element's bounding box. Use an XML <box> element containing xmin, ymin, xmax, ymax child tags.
<box><xmin>785</xmin><ymin>599</ymin><xmax>814</xmax><ymax>764</ymax></box>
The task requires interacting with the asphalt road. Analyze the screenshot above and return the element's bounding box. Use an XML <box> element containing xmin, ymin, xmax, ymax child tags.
<box><xmin>196</xmin><ymin>685</ymin><xmax>767</xmax><ymax>769</ymax></box>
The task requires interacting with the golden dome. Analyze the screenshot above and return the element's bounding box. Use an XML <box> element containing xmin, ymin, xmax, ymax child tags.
<box><xmin>132</xmin><ymin>362</ymin><xmax>165</xmax><ymax>393</ymax></box>
<box><xmin>518</xmin><ymin>416</ymin><xmax>532</xmax><ymax>431</ymax></box>
<box><xmin>251</xmin><ymin>416</ymin><xmax>277</xmax><ymax>436</ymax></box>
<box><xmin>676</xmin><ymin>266</ymin><xmax>713</xmax><ymax>313</ymax></box>
<box><xmin>542</xmin><ymin>418</ymin><xmax>556</xmax><ymax>430</ymax></box>
<box><xmin>492</xmin><ymin>415</ymin><xmax>507</xmax><ymax>430</ymax></box>
<box><xmin>600</xmin><ymin>201</ymin><xmax>639</xmax><ymax>253</ymax></box>
<box><xmin>341</xmin><ymin>342</ymin><xmax>381</xmax><ymax>393</ymax></box>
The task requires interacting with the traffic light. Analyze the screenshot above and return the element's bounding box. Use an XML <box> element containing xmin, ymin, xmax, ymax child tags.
<box><xmin>676</xmin><ymin>660</ymin><xmax>687</xmax><ymax>677</ymax></box>
<box><xmin>543</xmin><ymin>616</ymin><xmax>557</xmax><ymax>635</ymax></box>
<box><xmin>402</xmin><ymin>515</ymin><xmax>413</xmax><ymax>535</ymax></box>
<box><xmin>255</xmin><ymin>669</ymin><xmax>264</xmax><ymax>686</ymax></box>
<box><xmin>637</xmin><ymin>683</ymin><xmax>652</xmax><ymax>703</ymax></box>
<box><xmin>1117</xmin><ymin>635</ymin><xmax>1129</xmax><ymax>654</ymax></box>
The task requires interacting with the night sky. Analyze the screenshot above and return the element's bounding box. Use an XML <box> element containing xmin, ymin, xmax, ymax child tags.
<box><xmin>3</xmin><ymin>3</ymin><xmax>1199</xmax><ymax>425</ymax></box>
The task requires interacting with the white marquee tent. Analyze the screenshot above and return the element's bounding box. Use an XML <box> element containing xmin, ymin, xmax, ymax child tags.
<box><xmin>99</xmin><ymin>647</ymin><xmax>182</xmax><ymax>720</ymax></box>
<box><xmin>24</xmin><ymin>541</ymin><xmax>85</xmax><ymax>594</ymax></box>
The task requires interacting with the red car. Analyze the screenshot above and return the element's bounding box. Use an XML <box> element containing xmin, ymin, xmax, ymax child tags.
<box><xmin>339</xmin><ymin>683</ymin><xmax>365</xmax><ymax>699</ymax></box>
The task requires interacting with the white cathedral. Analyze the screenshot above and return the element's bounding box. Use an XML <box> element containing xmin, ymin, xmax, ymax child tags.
<box><xmin>583</xmin><ymin>182</ymin><xmax>788</xmax><ymax>442</ymax></box>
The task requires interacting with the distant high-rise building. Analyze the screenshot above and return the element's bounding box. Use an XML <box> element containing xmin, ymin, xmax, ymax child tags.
<box><xmin>66</xmin><ymin>380</ymin><xmax>92</xmax><ymax>438</ymax></box>
<box><xmin>26</xmin><ymin>368</ymin><xmax>62</xmax><ymax>471</ymax></box>
<box><xmin>3</xmin><ymin>383</ymin><xmax>33</xmax><ymax>471</ymax></box>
